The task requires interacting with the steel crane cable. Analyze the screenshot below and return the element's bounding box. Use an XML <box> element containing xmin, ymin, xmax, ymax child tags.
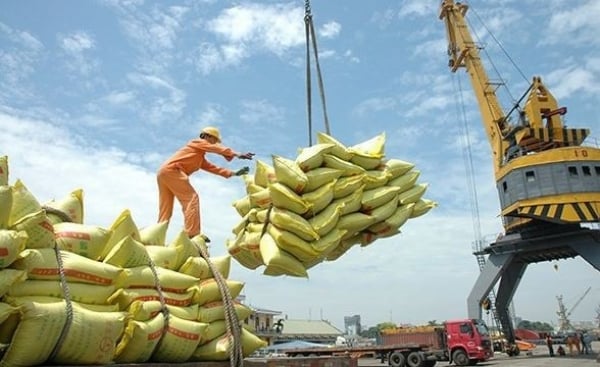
<box><xmin>304</xmin><ymin>0</ymin><xmax>331</xmax><ymax>146</ymax></box>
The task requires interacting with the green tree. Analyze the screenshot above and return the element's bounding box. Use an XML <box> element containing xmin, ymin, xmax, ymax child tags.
<box><xmin>517</xmin><ymin>320</ymin><xmax>553</xmax><ymax>332</ymax></box>
<box><xmin>360</xmin><ymin>322</ymin><xmax>396</xmax><ymax>339</ymax></box>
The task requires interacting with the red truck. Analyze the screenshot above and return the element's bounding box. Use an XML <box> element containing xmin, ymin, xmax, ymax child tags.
<box><xmin>380</xmin><ymin>319</ymin><xmax>493</xmax><ymax>366</ymax></box>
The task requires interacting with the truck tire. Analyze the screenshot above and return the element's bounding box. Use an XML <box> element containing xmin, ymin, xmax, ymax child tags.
<box><xmin>389</xmin><ymin>351</ymin><xmax>406</xmax><ymax>367</ymax></box>
<box><xmin>452</xmin><ymin>350</ymin><xmax>469</xmax><ymax>366</ymax></box>
<box><xmin>406</xmin><ymin>351</ymin><xmax>424</xmax><ymax>367</ymax></box>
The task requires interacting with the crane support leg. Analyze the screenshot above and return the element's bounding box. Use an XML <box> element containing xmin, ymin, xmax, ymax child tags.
<box><xmin>494</xmin><ymin>261</ymin><xmax>527</xmax><ymax>343</ymax></box>
<box><xmin>570</xmin><ymin>236</ymin><xmax>600</xmax><ymax>271</ymax></box>
<box><xmin>467</xmin><ymin>253</ymin><xmax>514</xmax><ymax>319</ymax></box>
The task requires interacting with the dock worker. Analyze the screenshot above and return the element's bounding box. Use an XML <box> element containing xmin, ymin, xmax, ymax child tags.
<box><xmin>157</xmin><ymin>126</ymin><xmax>254</xmax><ymax>242</ymax></box>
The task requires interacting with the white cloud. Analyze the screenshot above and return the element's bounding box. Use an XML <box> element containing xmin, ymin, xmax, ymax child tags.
<box><xmin>319</xmin><ymin>21</ymin><xmax>341</xmax><ymax>39</ymax></box>
<box><xmin>127</xmin><ymin>73</ymin><xmax>186</xmax><ymax>124</ymax></box>
<box><xmin>546</xmin><ymin>63</ymin><xmax>600</xmax><ymax>99</ymax></box>
<box><xmin>197</xmin><ymin>103</ymin><xmax>224</xmax><ymax>126</ymax></box>
<box><xmin>58</xmin><ymin>31</ymin><xmax>99</xmax><ymax>76</ymax></box>
<box><xmin>545</xmin><ymin>0</ymin><xmax>600</xmax><ymax>45</ymax></box>
<box><xmin>353</xmin><ymin>97</ymin><xmax>397</xmax><ymax>116</ymax></box>
<box><xmin>239</xmin><ymin>99</ymin><xmax>285</xmax><ymax>127</ymax></box>
<box><xmin>398</xmin><ymin>0</ymin><xmax>438</xmax><ymax>18</ymax></box>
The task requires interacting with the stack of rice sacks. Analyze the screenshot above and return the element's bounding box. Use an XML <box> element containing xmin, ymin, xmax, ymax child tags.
<box><xmin>228</xmin><ymin>132</ymin><xmax>437</xmax><ymax>277</ymax></box>
<box><xmin>0</xmin><ymin>155</ymin><xmax>265</xmax><ymax>366</ymax></box>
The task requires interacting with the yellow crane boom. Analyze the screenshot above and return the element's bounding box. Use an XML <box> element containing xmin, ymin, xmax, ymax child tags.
<box><xmin>439</xmin><ymin>0</ymin><xmax>600</xmax><ymax>232</ymax></box>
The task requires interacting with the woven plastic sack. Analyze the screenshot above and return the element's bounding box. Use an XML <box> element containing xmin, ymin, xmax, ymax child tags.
<box><xmin>179</xmin><ymin>255</ymin><xmax>231</xmax><ymax>280</ymax></box>
<box><xmin>100</xmin><ymin>209</ymin><xmax>141</xmax><ymax>260</ymax></box>
<box><xmin>254</xmin><ymin>160</ymin><xmax>277</xmax><ymax>188</ymax></box>
<box><xmin>269</xmin><ymin>182</ymin><xmax>311</xmax><ymax>215</ymax></box>
<box><xmin>190</xmin><ymin>279</ymin><xmax>245</xmax><ymax>305</ymax></box>
<box><xmin>411</xmin><ymin>199</ymin><xmax>438</xmax><ymax>218</ymax></box>
<box><xmin>13</xmin><ymin>248</ymin><xmax>122</xmax><ymax>285</ymax></box>
<box><xmin>232</xmin><ymin>196</ymin><xmax>251</xmax><ymax>217</ymax></box>
<box><xmin>202</xmin><ymin>320</ymin><xmax>226</xmax><ymax>345</ymax></box>
<box><xmin>295</xmin><ymin>143</ymin><xmax>334</xmax><ymax>171</ymax></box>
<box><xmin>384</xmin><ymin>159</ymin><xmax>415</xmax><ymax>179</ymax></box>
<box><xmin>139</xmin><ymin>221</ymin><xmax>168</xmax><ymax>246</ymax></box>
<box><xmin>114</xmin><ymin>266</ymin><xmax>199</xmax><ymax>293</ymax></box>
<box><xmin>337</xmin><ymin>213</ymin><xmax>377</xmax><ymax>235</ymax></box>
<box><xmin>249</xmin><ymin>188</ymin><xmax>271</xmax><ymax>209</ymax></box>
<box><xmin>349</xmin><ymin>132</ymin><xmax>385</xmax><ymax>158</ymax></box>
<box><xmin>108</xmin><ymin>288</ymin><xmax>194</xmax><ymax>310</ymax></box>
<box><xmin>331</xmin><ymin>187</ymin><xmax>364</xmax><ymax>216</ymax></box>
<box><xmin>368</xmin><ymin>203</ymin><xmax>415</xmax><ymax>236</ymax></box>
<box><xmin>226</xmin><ymin>232</ymin><xmax>263</xmax><ymax>270</ymax></box>
<box><xmin>54</xmin><ymin>222</ymin><xmax>112</xmax><ymax>260</ymax></box>
<box><xmin>363</xmin><ymin>170</ymin><xmax>391</xmax><ymax>190</ymax></box>
<box><xmin>365</xmin><ymin>194</ymin><xmax>399</xmax><ymax>222</ymax></box>
<box><xmin>44</xmin><ymin>189</ymin><xmax>84</xmax><ymax>224</ymax></box>
<box><xmin>0</xmin><ymin>156</ymin><xmax>7</xmax><ymax>186</ymax></box>
<box><xmin>0</xmin><ymin>269</ymin><xmax>26</xmax><ymax>297</ymax></box>
<box><xmin>8</xmin><ymin>180</ymin><xmax>41</xmax><ymax>227</ymax></box>
<box><xmin>309</xmin><ymin>229</ymin><xmax>346</xmax><ymax>263</ymax></box>
<box><xmin>388</xmin><ymin>170</ymin><xmax>420</xmax><ymax>192</ymax></box>
<box><xmin>7</xmin><ymin>280</ymin><xmax>116</xmax><ymax>305</ymax></box>
<box><xmin>361</xmin><ymin>186</ymin><xmax>401</xmax><ymax>211</ymax></box>
<box><xmin>304</xmin><ymin>167</ymin><xmax>343</xmax><ymax>192</ymax></box>
<box><xmin>332</xmin><ymin>175</ymin><xmax>365</xmax><ymax>198</ymax></box>
<box><xmin>302</xmin><ymin>180</ymin><xmax>335</xmax><ymax>215</ymax></box>
<box><xmin>103</xmin><ymin>235</ymin><xmax>152</xmax><ymax>268</ymax></box>
<box><xmin>307</xmin><ymin>201</ymin><xmax>344</xmax><ymax>237</ymax></box>
<box><xmin>0</xmin><ymin>230</ymin><xmax>27</xmax><ymax>268</ymax></box>
<box><xmin>197</xmin><ymin>301</ymin><xmax>252</xmax><ymax>323</ymax></box>
<box><xmin>398</xmin><ymin>183</ymin><xmax>428</xmax><ymax>205</ymax></box>
<box><xmin>0</xmin><ymin>186</ymin><xmax>11</xmax><ymax>229</ymax></box>
<box><xmin>115</xmin><ymin>313</ymin><xmax>165</xmax><ymax>363</ymax></box>
<box><xmin>316</xmin><ymin>132</ymin><xmax>353</xmax><ymax>161</ymax></box>
<box><xmin>269</xmin><ymin>207</ymin><xmax>319</xmax><ymax>242</ymax></box>
<box><xmin>151</xmin><ymin>316</ymin><xmax>208</xmax><ymax>362</ymax></box>
<box><xmin>323</xmin><ymin>154</ymin><xmax>365</xmax><ymax>177</ymax></box>
<box><xmin>260</xmin><ymin>233</ymin><xmax>307</xmax><ymax>278</ymax></box>
<box><xmin>272</xmin><ymin>155</ymin><xmax>308</xmax><ymax>193</ymax></box>
<box><xmin>267</xmin><ymin>225</ymin><xmax>318</xmax><ymax>263</ymax></box>
<box><xmin>191</xmin><ymin>327</ymin><xmax>267</xmax><ymax>361</ymax></box>
<box><xmin>127</xmin><ymin>300</ymin><xmax>197</xmax><ymax>321</ymax></box>
<box><xmin>11</xmin><ymin>210</ymin><xmax>55</xmax><ymax>249</ymax></box>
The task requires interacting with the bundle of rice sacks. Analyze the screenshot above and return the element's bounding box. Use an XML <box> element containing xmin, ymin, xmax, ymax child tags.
<box><xmin>227</xmin><ymin>133</ymin><xmax>437</xmax><ymax>277</ymax></box>
<box><xmin>0</xmin><ymin>155</ymin><xmax>265</xmax><ymax>366</ymax></box>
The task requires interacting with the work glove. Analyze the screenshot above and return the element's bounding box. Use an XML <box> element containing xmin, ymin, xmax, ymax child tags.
<box><xmin>234</xmin><ymin>166</ymin><xmax>250</xmax><ymax>176</ymax></box>
<box><xmin>238</xmin><ymin>152</ymin><xmax>255</xmax><ymax>160</ymax></box>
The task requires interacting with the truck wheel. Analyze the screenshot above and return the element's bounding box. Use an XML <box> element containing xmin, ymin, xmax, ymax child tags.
<box><xmin>406</xmin><ymin>351</ymin><xmax>424</xmax><ymax>367</ymax></box>
<box><xmin>452</xmin><ymin>350</ymin><xmax>469</xmax><ymax>366</ymax></box>
<box><xmin>389</xmin><ymin>351</ymin><xmax>406</xmax><ymax>367</ymax></box>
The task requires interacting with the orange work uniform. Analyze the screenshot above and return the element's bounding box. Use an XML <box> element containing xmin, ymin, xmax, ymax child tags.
<box><xmin>157</xmin><ymin>138</ymin><xmax>238</xmax><ymax>237</ymax></box>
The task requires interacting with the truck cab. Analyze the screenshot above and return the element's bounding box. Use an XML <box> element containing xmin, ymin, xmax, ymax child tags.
<box><xmin>445</xmin><ymin>319</ymin><xmax>493</xmax><ymax>366</ymax></box>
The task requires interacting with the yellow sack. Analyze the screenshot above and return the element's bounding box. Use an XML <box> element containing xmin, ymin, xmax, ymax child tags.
<box><xmin>295</xmin><ymin>143</ymin><xmax>335</xmax><ymax>172</ymax></box>
<box><xmin>108</xmin><ymin>288</ymin><xmax>194</xmax><ymax>310</ymax></box>
<box><xmin>191</xmin><ymin>328</ymin><xmax>267</xmax><ymax>361</ymax></box>
<box><xmin>232</xmin><ymin>212</ymin><xmax>250</xmax><ymax>235</ymax></box>
<box><xmin>267</xmin><ymin>225</ymin><xmax>317</xmax><ymax>263</ymax></box>
<box><xmin>310</xmin><ymin>228</ymin><xmax>346</xmax><ymax>261</ymax></box>
<box><xmin>197</xmin><ymin>300</ymin><xmax>252</xmax><ymax>323</ymax></box>
<box><xmin>115</xmin><ymin>313</ymin><xmax>164</xmax><ymax>363</ymax></box>
<box><xmin>151</xmin><ymin>316</ymin><xmax>208</xmax><ymax>362</ymax></box>
<box><xmin>179</xmin><ymin>255</ymin><xmax>231</xmax><ymax>280</ymax></box>
<box><xmin>127</xmin><ymin>300</ymin><xmax>197</xmax><ymax>322</ymax></box>
<box><xmin>202</xmin><ymin>320</ymin><xmax>226</xmax><ymax>345</ymax></box>
<box><xmin>103</xmin><ymin>235</ymin><xmax>152</xmax><ymax>268</ymax></box>
<box><xmin>8</xmin><ymin>280</ymin><xmax>115</xmax><ymax>305</ymax></box>
<box><xmin>398</xmin><ymin>183</ymin><xmax>428</xmax><ymax>205</ymax></box>
<box><xmin>8</xmin><ymin>180</ymin><xmax>41</xmax><ymax>227</ymax></box>
<box><xmin>317</xmin><ymin>132</ymin><xmax>353</xmax><ymax>161</ymax></box>
<box><xmin>11</xmin><ymin>210</ymin><xmax>55</xmax><ymax>249</ymax></box>
<box><xmin>242</xmin><ymin>175</ymin><xmax>263</xmax><ymax>195</ymax></box>
<box><xmin>388</xmin><ymin>170</ymin><xmax>420</xmax><ymax>192</ymax></box>
<box><xmin>302</xmin><ymin>180</ymin><xmax>336</xmax><ymax>215</ymax></box>
<box><xmin>226</xmin><ymin>232</ymin><xmax>263</xmax><ymax>270</ymax></box>
<box><xmin>270</xmin><ymin>207</ymin><xmax>319</xmax><ymax>242</ymax></box>
<box><xmin>5</xmin><ymin>295</ymin><xmax>119</xmax><ymax>312</ymax></box>
<box><xmin>269</xmin><ymin>182</ymin><xmax>311</xmax><ymax>215</ymax></box>
<box><xmin>304</xmin><ymin>167</ymin><xmax>343</xmax><ymax>192</ymax></box>
<box><xmin>0</xmin><ymin>230</ymin><xmax>27</xmax><ymax>268</ymax></box>
<box><xmin>145</xmin><ymin>231</ymin><xmax>201</xmax><ymax>271</ymax></box>
<box><xmin>232</xmin><ymin>196</ymin><xmax>251</xmax><ymax>217</ymax></box>
<box><xmin>54</xmin><ymin>222</ymin><xmax>112</xmax><ymax>260</ymax></box>
<box><xmin>331</xmin><ymin>187</ymin><xmax>364</xmax><ymax>216</ymax></box>
<box><xmin>44</xmin><ymin>189</ymin><xmax>84</xmax><ymax>224</ymax></box>
<box><xmin>337</xmin><ymin>213</ymin><xmax>377</xmax><ymax>234</ymax></box>
<box><xmin>0</xmin><ymin>185</ymin><xmax>11</xmax><ymax>229</ymax></box>
<box><xmin>249</xmin><ymin>188</ymin><xmax>272</xmax><ymax>209</ymax></box>
<box><xmin>325</xmin><ymin>237</ymin><xmax>357</xmax><ymax>261</ymax></box>
<box><xmin>410</xmin><ymin>199</ymin><xmax>438</xmax><ymax>218</ymax></box>
<box><xmin>308</xmin><ymin>201</ymin><xmax>344</xmax><ymax>237</ymax></box>
<box><xmin>349</xmin><ymin>132</ymin><xmax>385</xmax><ymax>158</ymax></box>
<box><xmin>115</xmin><ymin>266</ymin><xmax>199</xmax><ymax>293</ymax></box>
<box><xmin>368</xmin><ymin>203</ymin><xmax>415</xmax><ymax>236</ymax></box>
<box><xmin>350</xmin><ymin>153</ymin><xmax>383</xmax><ymax>170</ymax></box>
<box><xmin>100</xmin><ymin>209</ymin><xmax>141</xmax><ymax>260</ymax></box>
<box><xmin>0</xmin><ymin>269</ymin><xmax>27</xmax><ymax>297</ymax></box>
<box><xmin>190</xmin><ymin>279</ymin><xmax>245</xmax><ymax>305</ymax></box>
<box><xmin>333</xmin><ymin>175</ymin><xmax>365</xmax><ymax>198</ymax></box>
<box><xmin>323</xmin><ymin>154</ymin><xmax>365</xmax><ymax>177</ymax></box>
<box><xmin>361</xmin><ymin>186</ymin><xmax>401</xmax><ymax>211</ymax></box>
<box><xmin>139</xmin><ymin>221</ymin><xmax>168</xmax><ymax>246</ymax></box>
<box><xmin>384</xmin><ymin>159</ymin><xmax>415</xmax><ymax>179</ymax></box>
<box><xmin>260</xmin><ymin>233</ymin><xmax>307</xmax><ymax>278</ymax></box>
<box><xmin>365</xmin><ymin>195</ymin><xmax>399</xmax><ymax>222</ymax></box>
<box><xmin>50</xmin><ymin>304</ymin><xmax>127</xmax><ymax>365</ymax></box>
<box><xmin>254</xmin><ymin>160</ymin><xmax>277</xmax><ymax>188</ymax></box>
<box><xmin>0</xmin><ymin>156</ymin><xmax>7</xmax><ymax>186</ymax></box>
<box><xmin>13</xmin><ymin>248</ymin><xmax>122</xmax><ymax>285</ymax></box>
<box><xmin>272</xmin><ymin>155</ymin><xmax>308</xmax><ymax>194</ymax></box>
<box><xmin>364</xmin><ymin>170</ymin><xmax>391</xmax><ymax>190</ymax></box>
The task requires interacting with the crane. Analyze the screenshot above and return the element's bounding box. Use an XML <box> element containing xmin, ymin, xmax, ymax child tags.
<box><xmin>556</xmin><ymin>286</ymin><xmax>592</xmax><ymax>333</ymax></box>
<box><xmin>439</xmin><ymin>0</ymin><xmax>600</xmax><ymax>355</ymax></box>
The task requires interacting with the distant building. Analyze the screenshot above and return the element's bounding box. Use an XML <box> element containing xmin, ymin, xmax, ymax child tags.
<box><xmin>344</xmin><ymin>315</ymin><xmax>361</xmax><ymax>336</ymax></box>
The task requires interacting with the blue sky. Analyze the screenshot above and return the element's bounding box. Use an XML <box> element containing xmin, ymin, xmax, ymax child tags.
<box><xmin>1</xmin><ymin>0</ymin><xmax>599</xmax><ymax>330</ymax></box>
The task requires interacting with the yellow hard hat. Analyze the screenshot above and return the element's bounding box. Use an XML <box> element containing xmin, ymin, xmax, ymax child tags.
<box><xmin>201</xmin><ymin>126</ymin><xmax>221</xmax><ymax>142</ymax></box>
